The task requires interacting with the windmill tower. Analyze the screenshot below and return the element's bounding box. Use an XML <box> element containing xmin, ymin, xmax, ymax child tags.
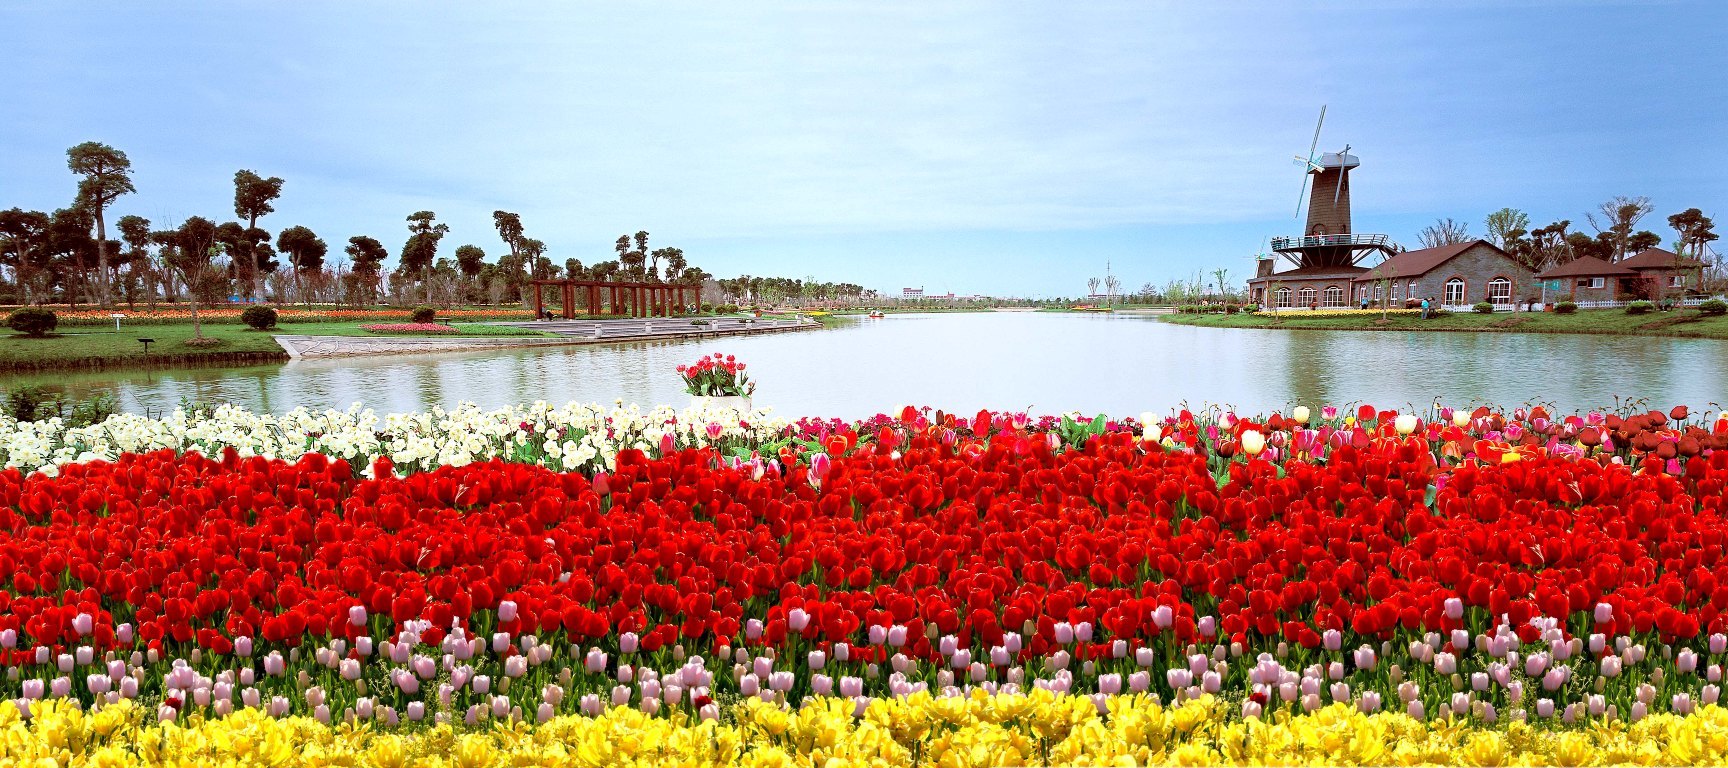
<box><xmin>1272</xmin><ymin>106</ymin><xmax>1400</xmax><ymax>269</ymax></box>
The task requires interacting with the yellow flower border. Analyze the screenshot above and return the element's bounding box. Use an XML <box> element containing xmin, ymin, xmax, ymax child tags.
<box><xmin>1253</xmin><ymin>308</ymin><xmax>1425</xmax><ymax>318</ymax></box>
<box><xmin>8</xmin><ymin>693</ymin><xmax>1728</xmax><ymax>766</ymax></box>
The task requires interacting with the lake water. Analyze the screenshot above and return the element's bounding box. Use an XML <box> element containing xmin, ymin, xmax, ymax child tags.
<box><xmin>9</xmin><ymin>312</ymin><xmax>1728</xmax><ymax>418</ymax></box>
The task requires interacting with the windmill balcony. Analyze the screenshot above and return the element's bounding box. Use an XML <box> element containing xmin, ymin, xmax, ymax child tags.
<box><xmin>1271</xmin><ymin>233</ymin><xmax>1401</xmax><ymax>252</ymax></box>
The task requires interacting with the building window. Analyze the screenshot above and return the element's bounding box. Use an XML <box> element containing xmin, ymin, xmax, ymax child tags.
<box><xmin>1577</xmin><ymin>277</ymin><xmax>1605</xmax><ymax>289</ymax></box>
<box><xmin>1487</xmin><ymin>278</ymin><xmax>1512</xmax><ymax>305</ymax></box>
<box><xmin>1671</xmin><ymin>274</ymin><xmax>1685</xmax><ymax>287</ymax></box>
<box><xmin>1323</xmin><ymin>285</ymin><xmax>1344</xmax><ymax>307</ymax></box>
<box><xmin>1409</xmin><ymin>281</ymin><xmax>1418</xmax><ymax>301</ymax></box>
<box><xmin>1391</xmin><ymin>283</ymin><xmax>1402</xmax><ymax>302</ymax></box>
<box><xmin>1444</xmin><ymin>278</ymin><xmax>1466</xmax><ymax>306</ymax></box>
<box><xmin>1374</xmin><ymin>285</ymin><xmax>1385</xmax><ymax>303</ymax></box>
<box><xmin>1274</xmin><ymin>287</ymin><xmax>1292</xmax><ymax>308</ymax></box>
<box><xmin>1298</xmin><ymin>287</ymin><xmax>1317</xmax><ymax>307</ymax></box>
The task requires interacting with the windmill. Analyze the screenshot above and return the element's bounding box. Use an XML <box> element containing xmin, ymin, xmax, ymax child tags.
<box><xmin>1247</xmin><ymin>236</ymin><xmax>1275</xmax><ymax>275</ymax></box>
<box><xmin>1269</xmin><ymin>107</ymin><xmax>1396</xmax><ymax>269</ymax></box>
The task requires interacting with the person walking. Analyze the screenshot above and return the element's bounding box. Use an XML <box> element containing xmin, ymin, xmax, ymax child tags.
<box><xmin>1420</xmin><ymin>296</ymin><xmax>1432</xmax><ymax>320</ymax></box>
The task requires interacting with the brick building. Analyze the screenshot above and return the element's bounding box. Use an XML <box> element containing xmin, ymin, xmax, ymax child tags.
<box><xmin>1534</xmin><ymin>256</ymin><xmax>1635</xmax><ymax>303</ymax></box>
<box><xmin>1353</xmin><ymin>240</ymin><xmax>1535</xmax><ymax>310</ymax></box>
<box><xmin>1533</xmin><ymin>248</ymin><xmax>1704</xmax><ymax>303</ymax></box>
<box><xmin>1246</xmin><ymin>262</ymin><xmax>1369</xmax><ymax>309</ymax></box>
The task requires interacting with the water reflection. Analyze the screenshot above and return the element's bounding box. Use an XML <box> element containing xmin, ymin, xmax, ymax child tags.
<box><xmin>8</xmin><ymin>313</ymin><xmax>1726</xmax><ymax>418</ymax></box>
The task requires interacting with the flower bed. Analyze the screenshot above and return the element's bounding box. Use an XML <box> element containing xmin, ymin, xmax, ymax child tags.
<box><xmin>41</xmin><ymin>307</ymin><xmax>536</xmax><ymax>327</ymax></box>
<box><xmin>359</xmin><ymin>322</ymin><xmax>460</xmax><ymax>334</ymax></box>
<box><xmin>3</xmin><ymin>402</ymin><xmax>1728</xmax><ymax>762</ymax></box>
<box><xmin>1254</xmin><ymin>308</ymin><xmax>1424</xmax><ymax>318</ymax></box>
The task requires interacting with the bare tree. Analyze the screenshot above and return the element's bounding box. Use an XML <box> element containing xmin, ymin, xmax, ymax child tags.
<box><xmin>1585</xmin><ymin>195</ymin><xmax>1653</xmax><ymax>262</ymax></box>
<box><xmin>1211</xmin><ymin>268</ymin><xmax>1232</xmax><ymax>302</ymax></box>
<box><xmin>1103</xmin><ymin>275</ymin><xmax>1121</xmax><ymax>305</ymax></box>
<box><xmin>1418</xmin><ymin>218</ymin><xmax>1471</xmax><ymax>248</ymax></box>
<box><xmin>1483</xmin><ymin>208</ymin><xmax>1529</xmax><ymax>249</ymax></box>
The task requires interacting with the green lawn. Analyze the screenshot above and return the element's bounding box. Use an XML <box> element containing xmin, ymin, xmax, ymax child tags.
<box><xmin>1160</xmin><ymin>308</ymin><xmax>1728</xmax><ymax>339</ymax></box>
<box><xmin>0</xmin><ymin>321</ymin><xmax>555</xmax><ymax>372</ymax></box>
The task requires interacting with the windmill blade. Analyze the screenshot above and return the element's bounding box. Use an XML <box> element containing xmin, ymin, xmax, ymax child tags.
<box><xmin>1332</xmin><ymin>143</ymin><xmax>1351</xmax><ymax>208</ymax></box>
<box><xmin>1306</xmin><ymin>106</ymin><xmax>1326</xmax><ymax>166</ymax></box>
<box><xmin>1294</xmin><ymin>105</ymin><xmax>1326</xmax><ymax>218</ymax></box>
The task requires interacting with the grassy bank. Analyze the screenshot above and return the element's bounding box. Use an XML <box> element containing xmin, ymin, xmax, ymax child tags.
<box><xmin>1160</xmin><ymin>307</ymin><xmax>1728</xmax><ymax>339</ymax></box>
<box><xmin>0</xmin><ymin>322</ymin><xmax>554</xmax><ymax>373</ymax></box>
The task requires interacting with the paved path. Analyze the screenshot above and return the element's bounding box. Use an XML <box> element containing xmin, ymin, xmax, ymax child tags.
<box><xmin>497</xmin><ymin>315</ymin><xmax>814</xmax><ymax>340</ymax></box>
<box><xmin>276</xmin><ymin>315</ymin><xmax>819</xmax><ymax>359</ymax></box>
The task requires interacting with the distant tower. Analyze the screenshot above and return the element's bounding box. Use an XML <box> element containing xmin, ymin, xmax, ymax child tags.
<box><xmin>1272</xmin><ymin>106</ymin><xmax>1399</xmax><ymax>268</ymax></box>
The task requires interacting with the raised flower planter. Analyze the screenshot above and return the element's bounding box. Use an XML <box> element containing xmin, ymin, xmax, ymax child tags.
<box><xmin>689</xmin><ymin>394</ymin><xmax>753</xmax><ymax>412</ymax></box>
<box><xmin>678</xmin><ymin>353</ymin><xmax>755</xmax><ymax>411</ymax></box>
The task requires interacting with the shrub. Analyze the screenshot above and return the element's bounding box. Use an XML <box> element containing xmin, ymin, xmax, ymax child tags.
<box><xmin>64</xmin><ymin>392</ymin><xmax>118</xmax><ymax>428</ymax></box>
<box><xmin>410</xmin><ymin>306</ymin><xmax>436</xmax><ymax>324</ymax></box>
<box><xmin>240</xmin><ymin>306</ymin><xmax>278</xmax><ymax>330</ymax></box>
<box><xmin>1626</xmin><ymin>300</ymin><xmax>1654</xmax><ymax>315</ymax></box>
<box><xmin>1472</xmin><ymin>302</ymin><xmax>1495</xmax><ymax>314</ymax></box>
<box><xmin>1700</xmin><ymin>299</ymin><xmax>1727</xmax><ymax>316</ymax></box>
<box><xmin>1555</xmin><ymin>301</ymin><xmax>1578</xmax><ymax>314</ymax></box>
<box><xmin>4</xmin><ymin>386</ymin><xmax>60</xmax><ymax>422</ymax></box>
<box><xmin>1224</xmin><ymin>304</ymin><xmax>1240</xmax><ymax>314</ymax></box>
<box><xmin>6</xmin><ymin>307</ymin><xmax>57</xmax><ymax>337</ymax></box>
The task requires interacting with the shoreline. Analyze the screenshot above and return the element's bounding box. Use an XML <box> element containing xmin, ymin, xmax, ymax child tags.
<box><xmin>2</xmin><ymin>315</ymin><xmax>821</xmax><ymax>374</ymax></box>
<box><xmin>1159</xmin><ymin>307</ymin><xmax>1728</xmax><ymax>341</ymax></box>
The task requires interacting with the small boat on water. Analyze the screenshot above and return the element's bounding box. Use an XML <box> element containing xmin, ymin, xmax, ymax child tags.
<box><xmin>867</xmin><ymin>311</ymin><xmax>886</xmax><ymax>319</ymax></box>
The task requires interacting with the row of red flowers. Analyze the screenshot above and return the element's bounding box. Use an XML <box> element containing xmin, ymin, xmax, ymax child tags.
<box><xmin>3</xmin><ymin>409</ymin><xmax>1726</xmax><ymax>665</ymax></box>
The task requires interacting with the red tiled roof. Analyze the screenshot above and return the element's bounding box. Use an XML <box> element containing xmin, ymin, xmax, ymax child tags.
<box><xmin>1352</xmin><ymin>240</ymin><xmax>1482</xmax><ymax>282</ymax></box>
<box><xmin>1535</xmin><ymin>255</ymin><xmax>1637</xmax><ymax>279</ymax></box>
<box><xmin>1619</xmin><ymin>248</ymin><xmax>1703</xmax><ymax>270</ymax></box>
<box><xmin>1245</xmin><ymin>265</ymin><xmax>1368</xmax><ymax>283</ymax></box>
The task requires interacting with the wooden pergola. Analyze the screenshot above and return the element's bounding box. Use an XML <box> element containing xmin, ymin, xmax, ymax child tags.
<box><xmin>528</xmin><ymin>279</ymin><xmax>699</xmax><ymax>319</ymax></box>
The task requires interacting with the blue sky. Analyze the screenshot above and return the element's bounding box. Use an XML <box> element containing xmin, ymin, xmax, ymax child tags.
<box><xmin>2</xmin><ymin>1</ymin><xmax>1723</xmax><ymax>297</ymax></box>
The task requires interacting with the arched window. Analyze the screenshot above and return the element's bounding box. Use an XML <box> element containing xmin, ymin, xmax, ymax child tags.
<box><xmin>1409</xmin><ymin>281</ymin><xmax>1419</xmax><ymax>302</ymax></box>
<box><xmin>1298</xmin><ymin>287</ymin><xmax>1317</xmax><ymax>307</ymax></box>
<box><xmin>1391</xmin><ymin>282</ymin><xmax>1402</xmax><ymax>302</ymax></box>
<box><xmin>1322</xmin><ymin>285</ymin><xmax>1344</xmax><ymax>307</ymax></box>
<box><xmin>1444</xmin><ymin>278</ymin><xmax>1466</xmax><ymax>306</ymax></box>
<box><xmin>1487</xmin><ymin>277</ymin><xmax>1512</xmax><ymax>305</ymax></box>
<box><xmin>1374</xmin><ymin>285</ymin><xmax>1385</xmax><ymax>303</ymax></box>
<box><xmin>1274</xmin><ymin>287</ymin><xmax>1292</xmax><ymax>308</ymax></box>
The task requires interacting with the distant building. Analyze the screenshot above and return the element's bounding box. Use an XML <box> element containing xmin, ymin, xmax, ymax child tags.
<box><xmin>902</xmin><ymin>288</ymin><xmax>924</xmax><ymax>299</ymax></box>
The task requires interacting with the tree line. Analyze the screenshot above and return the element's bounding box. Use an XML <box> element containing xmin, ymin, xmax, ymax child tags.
<box><xmin>1416</xmin><ymin>196</ymin><xmax>1719</xmax><ymax>275</ymax></box>
<box><xmin>0</xmin><ymin>141</ymin><xmax>727</xmax><ymax>310</ymax></box>
<box><xmin>711</xmin><ymin>276</ymin><xmax>872</xmax><ymax>306</ymax></box>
